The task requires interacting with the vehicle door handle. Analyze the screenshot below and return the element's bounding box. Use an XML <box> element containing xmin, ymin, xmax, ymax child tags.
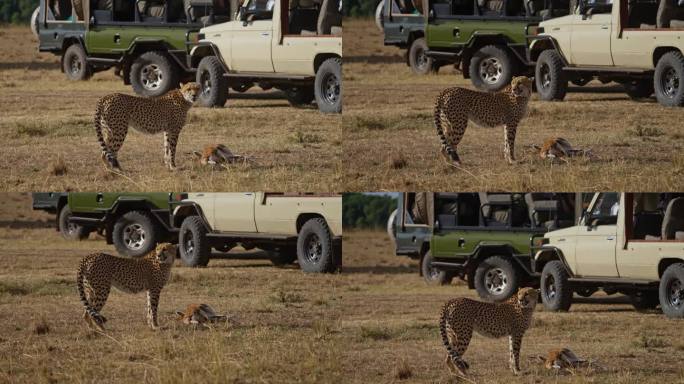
<box><xmin>601</xmin><ymin>25</ymin><xmax>609</xmax><ymax>29</ymax></box>
<box><xmin>606</xmin><ymin>236</ymin><xmax>615</xmax><ymax>240</ymax></box>
<box><xmin>96</xmin><ymin>193</ymin><xmax>103</xmax><ymax>203</ymax></box>
<box><xmin>261</xmin><ymin>32</ymin><xmax>270</xmax><ymax>37</ymax></box>
<box><xmin>453</xmin><ymin>28</ymin><xmax>460</xmax><ymax>37</ymax></box>
<box><xmin>458</xmin><ymin>238</ymin><xmax>466</xmax><ymax>247</ymax></box>
<box><xmin>552</xmin><ymin>27</ymin><xmax>560</xmax><ymax>31</ymax></box>
<box><xmin>113</xmin><ymin>33</ymin><xmax>121</xmax><ymax>43</ymax></box>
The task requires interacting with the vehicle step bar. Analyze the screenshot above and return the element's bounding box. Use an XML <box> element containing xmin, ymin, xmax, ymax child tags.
<box><xmin>431</xmin><ymin>261</ymin><xmax>467</xmax><ymax>270</ymax></box>
<box><xmin>568</xmin><ymin>277</ymin><xmax>658</xmax><ymax>285</ymax></box>
<box><xmin>224</xmin><ymin>73</ymin><xmax>314</xmax><ymax>81</ymax></box>
<box><xmin>562</xmin><ymin>66</ymin><xmax>649</xmax><ymax>73</ymax></box>
<box><xmin>87</xmin><ymin>57</ymin><xmax>121</xmax><ymax>64</ymax></box>
<box><xmin>206</xmin><ymin>232</ymin><xmax>297</xmax><ymax>240</ymax></box>
<box><xmin>425</xmin><ymin>50</ymin><xmax>460</xmax><ymax>59</ymax></box>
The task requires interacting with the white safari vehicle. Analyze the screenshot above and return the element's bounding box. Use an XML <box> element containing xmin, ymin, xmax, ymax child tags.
<box><xmin>529</xmin><ymin>0</ymin><xmax>684</xmax><ymax>106</ymax></box>
<box><xmin>172</xmin><ymin>192</ymin><xmax>342</xmax><ymax>272</ymax></box>
<box><xmin>189</xmin><ymin>0</ymin><xmax>342</xmax><ymax>112</ymax></box>
<box><xmin>533</xmin><ymin>192</ymin><xmax>684</xmax><ymax>318</ymax></box>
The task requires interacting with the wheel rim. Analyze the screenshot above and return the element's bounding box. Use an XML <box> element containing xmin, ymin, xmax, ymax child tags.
<box><xmin>122</xmin><ymin>223</ymin><xmax>146</xmax><ymax>250</ymax></box>
<box><xmin>545</xmin><ymin>275</ymin><xmax>557</xmax><ymax>300</ymax></box>
<box><xmin>415</xmin><ymin>48</ymin><xmax>428</xmax><ymax>71</ymax></box>
<box><xmin>661</xmin><ymin>67</ymin><xmax>679</xmax><ymax>98</ymax></box>
<box><xmin>66</xmin><ymin>222</ymin><xmax>79</xmax><ymax>235</ymax></box>
<box><xmin>426</xmin><ymin>260</ymin><xmax>441</xmax><ymax>281</ymax></box>
<box><xmin>320</xmin><ymin>72</ymin><xmax>339</xmax><ymax>105</ymax></box>
<box><xmin>479</xmin><ymin>57</ymin><xmax>503</xmax><ymax>84</ymax></box>
<box><xmin>540</xmin><ymin>63</ymin><xmax>551</xmax><ymax>89</ymax></box>
<box><xmin>303</xmin><ymin>233</ymin><xmax>323</xmax><ymax>264</ymax></box>
<box><xmin>667</xmin><ymin>278</ymin><xmax>683</xmax><ymax>308</ymax></box>
<box><xmin>183</xmin><ymin>229</ymin><xmax>195</xmax><ymax>256</ymax></box>
<box><xmin>69</xmin><ymin>55</ymin><xmax>82</xmax><ymax>75</ymax></box>
<box><xmin>484</xmin><ymin>267</ymin><xmax>508</xmax><ymax>295</ymax></box>
<box><xmin>140</xmin><ymin>64</ymin><xmax>163</xmax><ymax>90</ymax></box>
<box><xmin>200</xmin><ymin>69</ymin><xmax>212</xmax><ymax>97</ymax></box>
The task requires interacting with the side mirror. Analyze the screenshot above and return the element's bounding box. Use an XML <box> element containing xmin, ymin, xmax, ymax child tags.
<box><xmin>428</xmin><ymin>9</ymin><xmax>435</xmax><ymax>21</ymax></box>
<box><xmin>434</xmin><ymin>219</ymin><xmax>440</xmax><ymax>231</ymax></box>
<box><xmin>90</xmin><ymin>15</ymin><xmax>96</xmax><ymax>25</ymax></box>
<box><xmin>239</xmin><ymin>6</ymin><xmax>248</xmax><ymax>21</ymax></box>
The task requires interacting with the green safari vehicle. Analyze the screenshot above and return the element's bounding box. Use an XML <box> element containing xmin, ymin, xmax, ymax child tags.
<box><xmin>34</xmin><ymin>0</ymin><xmax>237</xmax><ymax>96</ymax></box>
<box><xmin>389</xmin><ymin>192</ymin><xmax>585</xmax><ymax>301</ymax></box>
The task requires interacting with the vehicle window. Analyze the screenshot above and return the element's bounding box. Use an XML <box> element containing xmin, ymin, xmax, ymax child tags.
<box><xmin>247</xmin><ymin>0</ymin><xmax>275</xmax><ymax>16</ymax></box>
<box><xmin>47</xmin><ymin>0</ymin><xmax>74</xmax><ymax>21</ymax></box>
<box><xmin>583</xmin><ymin>0</ymin><xmax>612</xmax><ymax>14</ymax></box>
<box><xmin>591</xmin><ymin>193</ymin><xmax>619</xmax><ymax>224</ymax></box>
<box><xmin>392</xmin><ymin>0</ymin><xmax>420</xmax><ymax>14</ymax></box>
<box><xmin>453</xmin><ymin>0</ymin><xmax>476</xmax><ymax>14</ymax></box>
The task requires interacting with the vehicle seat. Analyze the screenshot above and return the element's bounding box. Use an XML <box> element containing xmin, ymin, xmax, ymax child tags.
<box><xmin>524</xmin><ymin>0</ymin><xmax>544</xmax><ymax>16</ymax></box>
<box><xmin>317</xmin><ymin>0</ymin><xmax>342</xmax><ymax>35</ymax></box>
<box><xmin>289</xmin><ymin>0</ymin><xmax>319</xmax><ymax>34</ymax></box>
<box><xmin>628</xmin><ymin>0</ymin><xmax>658</xmax><ymax>27</ymax></box>
<box><xmin>478</xmin><ymin>0</ymin><xmax>504</xmax><ymax>15</ymax></box>
<box><xmin>137</xmin><ymin>0</ymin><xmax>165</xmax><ymax>21</ymax></box>
<box><xmin>662</xmin><ymin>197</ymin><xmax>684</xmax><ymax>239</ymax></box>
<box><xmin>432</xmin><ymin>2</ymin><xmax>451</xmax><ymax>16</ymax></box>
<box><xmin>657</xmin><ymin>0</ymin><xmax>684</xmax><ymax>27</ymax></box>
<box><xmin>633</xmin><ymin>211</ymin><xmax>663</xmax><ymax>239</ymax></box>
<box><xmin>525</xmin><ymin>193</ymin><xmax>559</xmax><ymax>230</ymax></box>
<box><xmin>479</xmin><ymin>193</ymin><xmax>512</xmax><ymax>226</ymax></box>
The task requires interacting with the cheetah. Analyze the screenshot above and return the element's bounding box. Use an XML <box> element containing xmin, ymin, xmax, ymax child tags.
<box><xmin>94</xmin><ymin>82</ymin><xmax>200</xmax><ymax>172</ymax></box>
<box><xmin>433</xmin><ymin>76</ymin><xmax>533</xmax><ymax>166</ymax></box>
<box><xmin>439</xmin><ymin>287</ymin><xmax>539</xmax><ymax>377</ymax></box>
<box><xmin>76</xmin><ymin>243</ymin><xmax>177</xmax><ymax>331</ymax></box>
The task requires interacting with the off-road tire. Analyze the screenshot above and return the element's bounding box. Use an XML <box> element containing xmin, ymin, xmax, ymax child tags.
<box><xmin>297</xmin><ymin>218</ymin><xmax>335</xmax><ymax>273</ymax></box>
<box><xmin>63</xmin><ymin>44</ymin><xmax>92</xmax><ymax>81</ymax></box>
<box><xmin>469</xmin><ymin>45</ymin><xmax>515</xmax><ymax>92</ymax></box>
<box><xmin>474</xmin><ymin>256</ymin><xmax>520</xmax><ymax>302</ymax></box>
<box><xmin>285</xmin><ymin>85</ymin><xmax>315</xmax><ymax>107</ymax></box>
<box><xmin>408</xmin><ymin>38</ymin><xmax>437</xmax><ymax>76</ymax></box>
<box><xmin>535</xmin><ymin>49</ymin><xmax>567</xmax><ymax>101</ymax></box>
<box><xmin>130</xmin><ymin>51</ymin><xmax>179</xmax><ymax>97</ymax></box>
<box><xmin>112</xmin><ymin>211</ymin><xmax>159</xmax><ymax>258</ymax></box>
<box><xmin>197</xmin><ymin>56</ymin><xmax>229</xmax><ymax>107</ymax></box>
<box><xmin>375</xmin><ymin>0</ymin><xmax>385</xmax><ymax>31</ymax></box>
<box><xmin>654</xmin><ymin>51</ymin><xmax>684</xmax><ymax>107</ymax></box>
<box><xmin>540</xmin><ymin>260</ymin><xmax>573</xmax><ymax>311</ymax></box>
<box><xmin>623</xmin><ymin>79</ymin><xmax>654</xmax><ymax>100</ymax></box>
<box><xmin>30</xmin><ymin>7</ymin><xmax>40</xmax><ymax>37</ymax></box>
<box><xmin>58</xmin><ymin>206</ymin><xmax>88</xmax><ymax>240</ymax></box>
<box><xmin>270</xmin><ymin>246</ymin><xmax>298</xmax><ymax>266</ymax></box>
<box><xmin>421</xmin><ymin>251</ymin><xmax>454</xmax><ymax>285</ymax></box>
<box><xmin>179</xmin><ymin>216</ymin><xmax>210</xmax><ymax>267</ymax></box>
<box><xmin>314</xmin><ymin>57</ymin><xmax>342</xmax><ymax>113</ymax></box>
<box><xmin>659</xmin><ymin>263</ymin><xmax>684</xmax><ymax>318</ymax></box>
<box><xmin>630</xmin><ymin>290</ymin><xmax>660</xmax><ymax>311</ymax></box>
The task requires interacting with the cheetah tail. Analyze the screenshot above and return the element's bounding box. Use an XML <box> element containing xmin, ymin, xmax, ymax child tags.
<box><xmin>93</xmin><ymin>102</ymin><xmax>121</xmax><ymax>171</ymax></box>
<box><xmin>439</xmin><ymin>302</ymin><xmax>467</xmax><ymax>370</ymax></box>
<box><xmin>76</xmin><ymin>261</ymin><xmax>107</xmax><ymax>325</ymax></box>
<box><xmin>433</xmin><ymin>92</ymin><xmax>460</xmax><ymax>164</ymax></box>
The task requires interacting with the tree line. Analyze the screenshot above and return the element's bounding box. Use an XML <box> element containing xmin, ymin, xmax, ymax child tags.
<box><xmin>343</xmin><ymin>193</ymin><xmax>396</xmax><ymax>229</ymax></box>
<box><xmin>342</xmin><ymin>0</ymin><xmax>379</xmax><ymax>17</ymax></box>
<box><xmin>1</xmin><ymin>0</ymin><xmax>39</xmax><ymax>24</ymax></box>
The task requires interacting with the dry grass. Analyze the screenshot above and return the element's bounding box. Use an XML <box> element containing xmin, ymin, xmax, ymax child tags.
<box><xmin>0</xmin><ymin>194</ymin><xmax>345</xmax><ymax>383</ymax></box>
<box><xmin>0</xmin><ymin>26</ymin><xmax>341</xmax><ymax>191</ymax></box>
<box><xmin>342</xmin><ymin>18</ymin><xmax>684</xmax><ymax>191</ymax></box>
<box><xmin>339</xmin><ymin>230</ymin><xmax>684</xmax><ymax>383</ymax></box>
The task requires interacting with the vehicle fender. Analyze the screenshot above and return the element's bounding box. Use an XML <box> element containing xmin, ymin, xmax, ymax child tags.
<box><xmin>60</xmin><ymin>35</ymin><xmax>88</xmax><ymax>73</ymax></box>
<box><xmin>533</xmin><ymin>245</ymin><xmax>574</xmax><ymax>276</ymax></box>
<box><xmin>471</xmin><ymin>243</ymin><xmax>533</xmax><ymax>275</ymax></box>
<box><xmin>528</xmin><ymin>35</ymin><xmax>568</xmax><ymax>65</ymax></box>
<box><xmin>314</xmin><ymin>53</ymin><xmax>341</xmax><ymax>73</ymax></box>
<box><xmin>190</xmin><ymin>42</ymin><xmax>230</xmax><ymax>72</ymax></box>
<box><xmin>172</xmin><ymin>202</ymin><xmax>213</xmax><ymax>232</ymax></box>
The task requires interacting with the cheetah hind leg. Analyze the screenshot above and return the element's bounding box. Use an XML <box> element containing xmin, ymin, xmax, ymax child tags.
<box><xmin>100</xmin><ymin>151</ymin><xmax>122</xmax><ymax>173</ymax></box>
<box><xmin>445</xmin><ymin>353</ymin><xmax>470</xmax><ymax>376</ymax></box>
<box><xmin>83</xmin><ymin>310</ymin><xmax>107</xmax><ymax>332</ymax></box>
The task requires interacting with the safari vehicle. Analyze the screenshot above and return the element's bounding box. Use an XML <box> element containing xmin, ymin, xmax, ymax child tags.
<box><xmin>172</xmin><ymin>192</ymin><xmax>342</xmax><ymax>271</ymax></box>
<box><xmin>67</xmin><ymin>192</ymin><xmax>180</xmax><ymax>257</ymax></box>
<box><xmin>32</xmin><ymin>192</ymin><xmax>92</xmax><ymax>240</ymax></box>
<box><xmin>533</xmin><ymin>193</ymin><xmax>684</xmax><ymax>318</ymax></box>
<box><xmin>423</xmin><ymin>0</ymin><xmax>570</xmax><ymax>89</ymax></box>
<box><xmin>377</xmin><ymin>0</ymin><xmax>431</xmax><ymax>74</ymax></box>
<box><xmin>34</xmin><ymin>0</ymin><xmax>237</xmax><ymax>96</ymax></box>
<box><xmin>189</xmin><ymin>0</ymin><xmax>342</xmax><ymax>113</ymax></box>
<box><xmin>388</xmin><ymin>192</ymin><xmax>582</xmax><ymax>301</ymax></box>
<box><xmin>529</xmin><ymin>0</ymin><xmax>684</xmax><ymax>106</ymax></box>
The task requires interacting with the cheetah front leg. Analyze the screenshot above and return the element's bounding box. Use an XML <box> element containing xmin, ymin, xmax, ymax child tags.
<box><xmin>503</xmin><ymin>124</ymin><xmax>517</xmax><ymax>164</ymax></box>
<box><xmin>509</xmin><ymin>334</ymin><xmax>523</xmax><ymax>374</ymax></box>
<box><xmin>163</xmin><ymin>130</ymin><xmax>179</xmax><ymax>171</ymax></box>
<box><xmin>146</xmin><ymin>288</ymin><xmax>161</xmax><ymax>330</ymax></box>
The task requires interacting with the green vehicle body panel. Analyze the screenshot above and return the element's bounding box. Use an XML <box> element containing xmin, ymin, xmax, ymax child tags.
<box><xmin>85</xmin><ymin>25</ymin><xmax>193</xmax><ymax>54</ymax></box>
<box><xmin>431</xmin><ymin>228</ymin><xmax>538</xmax><ymax>259</ymax></box>
<box><xmin>68</xmin><ymin>192</ymin><xmax>172</xmax><ymax>213</ymax></box>
<box><xmin>426</xmin><ymin>18</ymin><xmax>533</xmax><ymax>48</ymax></box>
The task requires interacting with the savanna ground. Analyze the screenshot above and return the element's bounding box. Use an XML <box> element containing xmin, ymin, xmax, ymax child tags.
<box><xmin>342</xmin><ymin>18</ymin><xmax>684</xmax><ymax>191</ymax></box>
<box><xmin>2</xmin><ymin>193</ymin><xmax>683</xmax><ymax>383</ymax></box>
<box><xmin>0</xmin><ymin>27</ymin><xmax>341</xmax><ymax>191</ymax></box>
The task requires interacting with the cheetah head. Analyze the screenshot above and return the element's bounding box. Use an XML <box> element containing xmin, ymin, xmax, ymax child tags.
<box><xmin>179</xmin><ymin>82</ymin><xmax>201</xmax><ymax>104</ymax></box>
<box><xmin>516</xmin><ymin>287</ymin><xmax>539</xmax><ymax>309</ymax></box>
<box><xmin>155</xmin><ymin>242</ymin><xmax>177</xmax><ymax>266</ymax></box>
<box><xmin>510</xmin><ymin>76</ymin><xmax>533</xmax><ymax>98</ymax></box>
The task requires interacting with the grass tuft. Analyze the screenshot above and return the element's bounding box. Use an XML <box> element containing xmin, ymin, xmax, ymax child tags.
<box><xmin>633</xmin><ymin>335</ymin><xmax>670</xmax><ymax>349</ymax></box>
<box><xmin>33</xmin><ymin>319</ymin><xmax>50</xmax><ymax>335</ymax></box>
<box><xmin>359</xmin><ymin>325</ymin><xmax>392</xmax><ymax>341</ymax></box>
<box><xmin>51</xmin><ymin>156</ymin><xmax>68</xmax><ymax>176</ymax></box>
<box><xmin>393</xmin><ymin>360</ymin><xmax>413</xmax><ymax>380</ymax></box>
<box><xmin>388</xmin><ymin>154</ymin><xmax>408</xmax><ymax>169</ymax></box>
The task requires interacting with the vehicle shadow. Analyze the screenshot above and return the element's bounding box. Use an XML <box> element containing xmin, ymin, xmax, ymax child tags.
<box><xmin>341</xmin><ymin>265</ymin><xmax>417</xmax><ymax>274</ymax></box>
<box><xmin>0</xmin><ymin>62</ymin><xmax>59</xmax><ymax>70</ymax></box>
<box><xmin>344</xmin><ymin>55</ymin><xmax>404</xmax><ymax>64</ymax></box>
<box><xmin>0</xmin><ymin>220</ymin><xmax>52</xmax><ymax>229</ymax></box>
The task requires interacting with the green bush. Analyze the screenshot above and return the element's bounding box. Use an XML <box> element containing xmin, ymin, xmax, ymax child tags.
<box><xmin>343</xmin><ymin>0</ymin><xmax>379</xmax><ymax>17</ymax></box>
<box><xmin>1</xmin><ymin>0</ymin><xmax>39</xmax><ymax>24</ymax></box>
<box><xmin>343</xmin><ymin>193</ymin><xmax>396</xmax><ymax>229</ymax></box>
